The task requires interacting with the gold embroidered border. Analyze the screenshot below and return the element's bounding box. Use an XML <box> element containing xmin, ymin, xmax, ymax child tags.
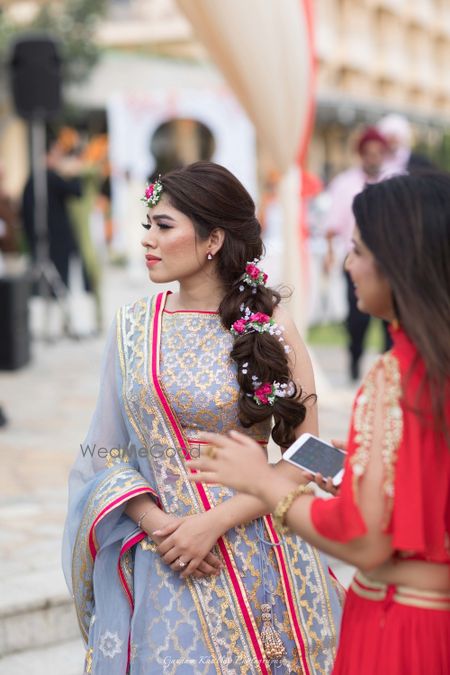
<box><xmin>220</xmin><ymin>532</ymin><xmax>271</xmax><ymax>671</ymax></box>
<box><xmin>186</xmin><ymin>576</ymin><xmax>222</xmax><ymax>673</ymax></box>
<box><xmin>263</xmin><ymin>518</ymin><xmax>312</xmax><ymax>672</ymax></box>
<box><xmin>142</xmin><ymin>293</ymin><xmax>263</xmax><ymax>671</ymax></box>
<box><xmin>350</xmin><ymin>353</ymin><xmax>403</xmax><ymax>524</ymax></box>
<box><xmin>379</xmin><ymin>352</ymin><xmax>403</xmax><ymax>522</ymax></box>
<box><xmin>352</xmin><ymin>573</ymin><xmax>450</xmax><ymax>610</ymax></box>
<box><xmin>72</xmin><ymin>467</ymin><xmax>152</xmax><ymax>643</ymax></box>
<box><xmin>84</xmin><ymin>646</ymin><xmax>93</xmax><ymax>673</ymax></box>
<box><xmin>350</xmin><ymin>364</ymin><xmax>377</xmax><ymax>494</ymax></box>
<box><xmin>117</xmin><ymin>302</ymin><xmax>153</xmax><ymax>451</ymax></box>
<box><xmin>308</xmin><ymin>546</ymin><xmax>339</xmax><ymax>653</ymax></box>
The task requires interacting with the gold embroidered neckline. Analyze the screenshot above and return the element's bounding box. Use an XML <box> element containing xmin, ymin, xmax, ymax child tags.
<box><xmin>163</xmin><ymin>308</ymin><xmax>220</xmax><ymax>316</ymax></box>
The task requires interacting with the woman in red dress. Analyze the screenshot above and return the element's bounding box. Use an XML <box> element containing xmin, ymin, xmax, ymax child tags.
<box><xmin>189</xmin><ymin>171</ymin><xmax>450</xmax><ymax>674</ymax></box>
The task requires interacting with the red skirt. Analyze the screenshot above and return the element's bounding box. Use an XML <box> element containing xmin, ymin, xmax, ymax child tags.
<box><xmin>333</xmin><ymin>572</ymin><xmax>450</xmax><ymax>675</ymax></box>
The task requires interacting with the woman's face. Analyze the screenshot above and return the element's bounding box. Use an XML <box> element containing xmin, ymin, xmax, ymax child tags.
<box><xmin>140</xmin><ymin>195</ymin><xmax>212</xmax><ymax>284</ymax></box>
<box><xmin>345</xmin><ymin>226</ymin><xmax>394</xmax><ymax>321</ymax></box>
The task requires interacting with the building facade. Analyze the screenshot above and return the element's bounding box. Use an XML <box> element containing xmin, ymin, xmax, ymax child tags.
<box><xmin>313</xmin><ymin>0</ymin><xmax>450</xmax><ymax>176</ymax></box>
<box><xmin>98</xmin><ymin>0</ymin><xmax>450</xmax><ymax>177</ymax></box>
<box><xmin>2</xmin><ymin>0</ymin><xmax>450</xmax><ymax>192</ymax></box>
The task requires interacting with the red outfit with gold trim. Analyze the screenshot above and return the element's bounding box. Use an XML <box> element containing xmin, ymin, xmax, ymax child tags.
<box><xmin>311</xmin><ymin>327</ymin><xmax>450</xmax><ymax>674</ymax></box>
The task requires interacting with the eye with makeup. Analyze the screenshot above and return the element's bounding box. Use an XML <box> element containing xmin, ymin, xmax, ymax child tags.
<box><xmin>141</xmin><ymin>221</ymin><xmax>172</xmax><ymax>231</ymax></box>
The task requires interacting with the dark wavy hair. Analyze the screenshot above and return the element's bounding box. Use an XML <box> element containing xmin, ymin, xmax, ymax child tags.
<box><xmin>352</xmin><ymin>171</ymin><xmax>450</xmax><ymax>438</ymax></box>
<box><xmin>159</xmin><ymin>161</ymin><xmax>314</xmax><ymax>447</ymax></box>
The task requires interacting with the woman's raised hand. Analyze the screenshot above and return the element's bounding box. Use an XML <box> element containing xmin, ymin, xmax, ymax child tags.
<box><xmin>188</xmin><ymin>430</ymin><xmax>272</xmax><ymax>496</ymax></box>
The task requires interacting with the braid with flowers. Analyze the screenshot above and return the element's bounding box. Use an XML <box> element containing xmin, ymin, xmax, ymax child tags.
<box><xmin>154</xmin><ymin>162</ymin><xmax>315</xmax><ymax>448</ymax></box>
<box><xmin>219</xmin><ymin>259</ymin><xmax>314</xmax><ymax>448</ymax></box>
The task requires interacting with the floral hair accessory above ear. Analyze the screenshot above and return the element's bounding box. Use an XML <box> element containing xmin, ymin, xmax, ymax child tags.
<box><xmin>241</xmin><ymin>259</ymin><xmax>268</xmax><ymax>290</ymax></box>
<box><xmin>141</xmin><ymin>177</ymin><xmax>163</xmax><ymax>208</ymax></box>
<box><xmin>249</xmin><ymin>378</ymin><xmax>296</xmax><ymax>406</ymax></box>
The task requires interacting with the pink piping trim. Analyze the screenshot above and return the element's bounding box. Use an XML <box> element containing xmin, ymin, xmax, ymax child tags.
<box><xmin>186</xmin><ymin>438</ymin><xmax>268</xmax><ymax>446</ymax></box>
<box><xmin>118</xmin><ymin>531</ymin><xmax>146</xmax><ymax>608</ymax></box>
<box><xmin>265</xmin><ymin>515</ymin><xmax>311</xmax><ymax>675</ymax></box>
<box><xmin>152</xmin><ymin>292</ymin><xmax>269</xmax><ymax>673</ymax></box>
<box><xmin>88</xmin><ymin>487</ymin><xmax>157</xmax><ymax>559</ymax></box>
<box><xmin>164</xmin><ymin>309</ymin><xmax>219</xmax><ymax>315</ymax></box>
<box><xmin>118</xmin><ymin>529</ymin><xmax>147</xmax><ymax>673</ymax></box>
<box><xmin>214</xmin><ymin>537</ymin><xmax>269</xmax><ymax>674</ymax></box>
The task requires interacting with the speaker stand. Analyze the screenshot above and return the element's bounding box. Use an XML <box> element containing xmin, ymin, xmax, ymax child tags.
<box><xmin>30</xmin><ymin>117</ymin><xmax>73</xmax><ymax>341</ymax></box>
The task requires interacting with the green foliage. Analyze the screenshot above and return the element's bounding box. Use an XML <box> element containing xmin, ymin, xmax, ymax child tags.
<box><xmin>414</xmin><ymin>132</ymin><xmax>450</xmax><ymax>172</ymax></box>
<box><xmin>307</xmin><ymin>320</ymin><xmax>384</xmax><ymax>350</ymax></box>
<box><xmin>0</xmin><ymin>0</ymin><xmax>108</xmax><ymax>84</ymax></box>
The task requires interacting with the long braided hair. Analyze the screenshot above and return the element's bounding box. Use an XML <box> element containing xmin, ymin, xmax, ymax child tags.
<box><xmin>159</xmin><ymin>161</ymin><xmax>314</xmax><ymax>447</ymax></box>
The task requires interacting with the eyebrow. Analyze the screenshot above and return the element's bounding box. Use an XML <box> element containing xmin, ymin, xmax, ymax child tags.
<box><xmin>147</xmin><ymin>213</ymin><xmax>176</xmax><ymax>222</ymax></box>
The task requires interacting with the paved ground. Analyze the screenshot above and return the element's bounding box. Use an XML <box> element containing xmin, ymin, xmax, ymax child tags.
<box><xmin>0</xmin><ymin>264</ymin><xmax>378</xmax><ymax>672</ymax></box>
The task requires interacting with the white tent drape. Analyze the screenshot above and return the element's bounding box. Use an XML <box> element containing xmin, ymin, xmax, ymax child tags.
<box><xmin>175</xmin><ymin>0</ymin><xmax>315</xmax><ymax>323</ymax></box>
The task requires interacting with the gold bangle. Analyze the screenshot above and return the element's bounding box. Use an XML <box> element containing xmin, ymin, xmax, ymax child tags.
<box><xmin>273</xmin><ymin>484</ymin><xmax>312</xmax><ymax>536</ymax></box>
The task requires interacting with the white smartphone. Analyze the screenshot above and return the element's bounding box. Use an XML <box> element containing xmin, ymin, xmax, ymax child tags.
<box><xmin>282</xmin><ymin>433</ymin><xmax>346</xmax><ymax>487</ymax></box>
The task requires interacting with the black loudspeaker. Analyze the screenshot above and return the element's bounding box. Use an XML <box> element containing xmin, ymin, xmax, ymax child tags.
<box><xmin>0</xmin><ymin>276</ymin><xmax>31</xmax><ymax>370</ymax></box>
<box><xmin>9</xmin><ymin>35</ymin><xmax>62</xmax><ymax>119</ymax></box>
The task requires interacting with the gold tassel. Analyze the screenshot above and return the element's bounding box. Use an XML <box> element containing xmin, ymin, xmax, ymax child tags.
<box><xmin>260</xmin><ymin>603</ymin><xmax>286</xmax><ymax>660</ymax></box>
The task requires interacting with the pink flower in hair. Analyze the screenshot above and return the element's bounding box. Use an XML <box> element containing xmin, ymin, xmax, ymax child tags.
<box><xmin>251</xmin><ymin>379</ymin><xmax>294</xmax><ymax>406</ymax></box>
<box><xmin>250</xmin><ymin>312</ymin><xmax>270</xmax><ymax>324</ymax></box>
<box><xmin>254</xmin><ymin>382</ymin><xmax>273</xmax><ymax>405</ymax></box>
<box><xmin>141</xmin><ymin>177</ymin><xmax>163</xmax><ymax>207</ymax></box>
<box><xmin>231</xmin><ymin>318</ymin><xmax>247</xmax><ymax>334</ymax></box>
<box><xmin>246</xmin><ymin>263</ymin><xmax>260</xmax><ymax>280</ymax></box>
<box><xmin>241</xmin><ymin>258</ymin><xmax>268</xmax><ymax>289</ymax></box>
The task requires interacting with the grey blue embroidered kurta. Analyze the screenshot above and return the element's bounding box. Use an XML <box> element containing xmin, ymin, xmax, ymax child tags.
<box><xmin>63</xmin><ymin>292</ymin><xmax>342</xmax><ymax>674</ymax></box>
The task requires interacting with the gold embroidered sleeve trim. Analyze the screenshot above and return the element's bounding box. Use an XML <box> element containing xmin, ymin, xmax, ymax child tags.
<box><xmin>350</xmin><ymin>352</ymin><xmax>403</xmax><ymax>524</ymax></box>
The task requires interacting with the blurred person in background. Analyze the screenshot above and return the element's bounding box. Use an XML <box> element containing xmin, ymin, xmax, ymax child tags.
<box><xmin>0</xmin><ymin>161</ymin><xmax>20</xmax><ymax>428</ymax></box>
<box><xmin>323</xmin><ymin>127</ymin><xmax>391</xmax><ymax>381</ymax></box>
<box><xmin>190</xmin><ymin>171</ymin><xmax>450</xmax><ymax>675</ymax></box>
<box><xmin>377</xmin><ymin>114</ymin><xmax>433</xmax><ymax>175</ymax></box>
<box><xmin>0</xmin><ymin>160</ymin><xmax>20</xmax><ymax>270</ymax></box>
<box><xmin>22</xmin><ymin>135</ymin><xmax>82</xmax><ymax>292</ymax></box>
<box><xmin>62</xmin><ymin>128</ymin><xmax>107</xmax><ymax>334</ymax></box>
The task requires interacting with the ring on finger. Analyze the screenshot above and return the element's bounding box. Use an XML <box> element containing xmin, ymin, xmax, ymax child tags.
<box><xmin>177</xmin><ymin>558</ymin><xmax>187</xmax><ymax>568</ymax></box>
<box><xmin>205</xmin><ymin>445</ymin><xmax>217</xmax><ymax>460</ymax></box>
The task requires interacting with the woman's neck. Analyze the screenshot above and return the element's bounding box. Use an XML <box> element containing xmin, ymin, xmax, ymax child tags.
<box><xmin>167</xmin><ymin>279</ymin><xmax>225</xmax><ymax>312</ymax></box>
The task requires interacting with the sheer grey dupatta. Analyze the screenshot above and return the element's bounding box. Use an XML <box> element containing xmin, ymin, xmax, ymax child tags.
<box><xmin>61</xmin><ymin>315</ymin><xmax>158</xmax><ymax>671</ymax></box>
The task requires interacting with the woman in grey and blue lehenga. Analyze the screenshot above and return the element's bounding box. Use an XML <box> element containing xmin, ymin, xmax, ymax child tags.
<box><xmin>62</xmin><ymin>162</ymin><xmax>343</xmax><ymax>674</ymax></box>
